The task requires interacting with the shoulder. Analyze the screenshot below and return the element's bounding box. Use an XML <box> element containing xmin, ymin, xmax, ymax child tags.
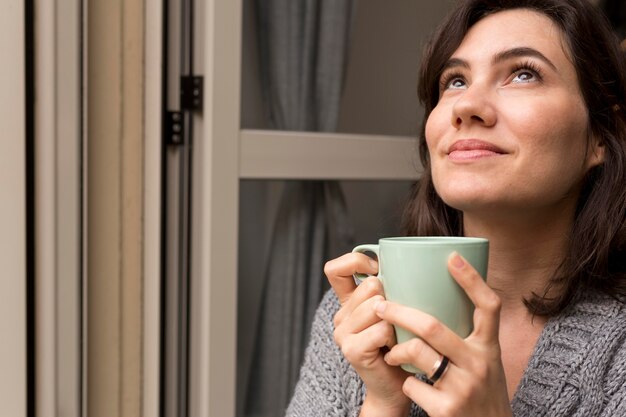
<box><xmin>554</xmin><ymin>290</ymin><xmax>626</xmax><ymax>359</ymax></box>
<box><xmin>317</xmin><ymin>288</ymin><xmax>343</xmax><ymax>320</ymax></box>
<box><xmin>558</xmin><ymin>290</ymin><xmax>626</xmax><ymax>340</ymax></box>
<box><xmin>302</xmin><ymin>289</ymin><xmax>341</xmax><ymax>354</ymax></box>
<box><xmin>514</xmin><ymin>291</ymin><xmax>626</xmax><ymax>416</ymax></box>
<box><xmin>287</xmin><ymin>289</ymin><xmax>366</xmax><ymax>417</ymax></box>
<box><xmin>557</xmin><ymin>291</ymin><xmax>626</xmax><ymax>396</ymax></box>
<box><xmin>306</xmin><ymin>289</ymin><xmax>342</xmax><ymax>345</ymax></box>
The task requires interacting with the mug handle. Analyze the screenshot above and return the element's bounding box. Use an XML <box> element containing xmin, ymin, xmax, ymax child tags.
<box><xmin>352</xmin><ymin>244</ymin><xmax>380</xmax><ymax>282</ymax></box>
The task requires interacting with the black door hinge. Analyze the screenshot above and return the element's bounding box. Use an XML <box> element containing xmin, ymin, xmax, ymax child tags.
<box><xmin>165</xmin><ymin>111</ymin><xmax>184</xmax><ymax>146</ymax></box>
<box><xmin>180</xmin><ymin>76</ymin><xmax>203</xmax><ymax>111</ymax></box>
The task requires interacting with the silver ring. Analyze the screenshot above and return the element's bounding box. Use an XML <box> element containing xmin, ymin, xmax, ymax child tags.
<box><xmin>428</xmin><ymin>355</ymin><xmax>450</xmax><ymax>383</ymax></box>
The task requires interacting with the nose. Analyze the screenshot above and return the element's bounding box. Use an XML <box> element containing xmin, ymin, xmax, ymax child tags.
<box><xmin>451</xmin><ymin>82</ymin><xmax>497</xmax><ymax>129</ymax></box>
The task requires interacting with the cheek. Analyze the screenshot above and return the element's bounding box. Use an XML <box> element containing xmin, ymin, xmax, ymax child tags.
<box><xmin>424</xmin><ymin>108</ymin><xmax>454</xmax><ymax>198</ymax></box>
<box><xmin>424</xmin><ymin>117</ymin><xmax>435</xmax><ymax>152</ymax></box>
<box><xmin>516</xmin><ymin>107</ymin><xmax>589</xmax><ymax>162</ymax></box>
<box><xmin>424</xmin><ymin>107</ymin><xmax>447</xmax><ymax>153</ymax></box>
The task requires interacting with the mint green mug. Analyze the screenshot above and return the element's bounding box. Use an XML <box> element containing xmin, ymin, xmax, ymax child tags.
<box><xmin>353</xmin><ymin>237</ymin><xmax>489</xmax><ymax>373</ymax></box>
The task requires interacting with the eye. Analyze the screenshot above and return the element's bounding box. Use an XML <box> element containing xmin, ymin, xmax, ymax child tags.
<box><xmin>440</xmin><ymin>72</ymin><xmax>467</xmax><ymax>91</ymax></box>
<box><xmin>448</xmin><ymin>78</ymin><xmax>467</xmax><ymax>89</ymax></box>
<box><xmin>510</xmin><ymin>61</ymin><xmax>543</xmax><ymax>84</ymax></box>
<box><xmin>512</xmin><ymin>70</ymin><xmax>537</xmax><ymax>83</ymax></box>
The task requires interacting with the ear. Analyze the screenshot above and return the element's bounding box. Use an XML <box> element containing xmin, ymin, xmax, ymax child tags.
<box><xmin>586</xmin><ymin>134</ymin><xmax>605</xmax><ymax>169</ymax></box>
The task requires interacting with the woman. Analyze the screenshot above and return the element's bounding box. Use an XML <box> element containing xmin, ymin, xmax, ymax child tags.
<box><xmin>286</xmin><ymin>0</ymin><xmax>626</xmax><ymax>416</ymax></box>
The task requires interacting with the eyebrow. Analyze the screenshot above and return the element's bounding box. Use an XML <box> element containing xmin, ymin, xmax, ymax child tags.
<box><xmin>493</xmin><ymin>47</ymin><xmax>557</xmax><ymax>70</ymax></box>
<box><xmin>442</xmin><ymin>46</ymin><xmax>558</xmax><ymax>72</ymax></box>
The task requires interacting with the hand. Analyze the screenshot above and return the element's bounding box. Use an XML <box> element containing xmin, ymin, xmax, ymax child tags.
<box><xmin>325</xmin><ymin>253</ymin><xmax>412</xmax><ymax>416</ymax></box>
<box><xmin>373</xmin><ymin>252</ymin><xmax>513</xmax><ymax>417</ymax></box>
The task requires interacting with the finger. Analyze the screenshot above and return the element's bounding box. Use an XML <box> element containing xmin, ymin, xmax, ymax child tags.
<box><xmin>325</xmin><ymin>253</ymin><xmax>379</xmax><ymax>305</ymax></box>
<box><xmin>341</xmin><ymin>294</ymin><xmax>393</xmax><ymax>336</ymax></box>
<box><xmin>402</xmin><ymin>376</ymin><xmax>449</xmax><ymax>416</ymax></box>
<box><xmin>373</xmin><ymin>300</ymin><xmax>465</xmax><ymax>363</ymax></box>
<box><xmin>448</xmin><ymin>252</ymin><xmax>502</xmax><ymax>342</ymax></box>
<box><xmin>384</xmin><ymin>336</ymin><xmax>443</xmax><ymax>376</ymax></box>
<box><xmin>339</xmin><ymin>320</ymin><xmax>397</xmax><ymax>367</ymax></box>
<box><xmin>344</xmin><ymin>276</ymin><xmax>385</xmax><ymax>316</ymax></box>
<box><xmin>335</xmin><ymin>292</ymin><xmax>382</xmax><ymax>340</ymax></box>
<box><xmin>334</xmin><ymin>277</ymin><xmax>384</xmax><ymax>326</ymax></box>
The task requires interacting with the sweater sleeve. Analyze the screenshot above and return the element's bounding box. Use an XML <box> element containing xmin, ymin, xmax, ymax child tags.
<box><xmin>285</xmin><ymin>290</ymin><xmax>365</xmax><ymax>417</ymax></box>
<box><xmin>599</xmin><ymin>326</ymin><xmax>626</xmax><ymax>417</ymax></box>
<box><xmin>601</xmin><ymin>385</ymin><xmax>626</xmax><ymax>416</ymax></box>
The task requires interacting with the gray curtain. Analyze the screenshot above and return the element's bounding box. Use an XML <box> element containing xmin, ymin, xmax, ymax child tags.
<box><xmin>245</xmin><ymin>1</ymin><xmax>357</xmax><ymax>416</ymax></box>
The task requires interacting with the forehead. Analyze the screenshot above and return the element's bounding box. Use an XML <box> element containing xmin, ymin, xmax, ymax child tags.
<box><xmin>452</xmin><ymin>9</ymin><xmax>570</xmax><ymax>63</ymax></box>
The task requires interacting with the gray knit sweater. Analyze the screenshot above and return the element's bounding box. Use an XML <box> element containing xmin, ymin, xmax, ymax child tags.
<box><xmin>286</xmin><ymin>289</ymin><xmax>626</xmax><ymax>417</ymax></box>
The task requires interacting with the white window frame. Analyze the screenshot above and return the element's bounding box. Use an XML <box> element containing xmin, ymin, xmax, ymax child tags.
<box><xmin>0</xmin><ymin>1</ymin><xmax>27</xmax><ymax>415</ymax></box>
<box><xmin>144</xmin><ymin>1</ymin><xmax>420</xmax><ymax>416</ymax></box>
<box><xmin>143</xmin><ymin>0</ymin><xmax>163</xmax><ymax>415</ymax></box>
<box><xmin>34</xmin><ymin>0</ymin><xmax>84</xmax><ymax>415</ymax></box>
<box><xmin>240</xmin><ymin>129</ymin><xmax>419</xmax><ymax>180</ymax></box>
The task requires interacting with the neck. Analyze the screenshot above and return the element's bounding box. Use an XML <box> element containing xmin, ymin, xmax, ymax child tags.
<box><xmin>463</xmin><ymin>208</ymin><xmax>573</xmax><ymax>316</ymax></box>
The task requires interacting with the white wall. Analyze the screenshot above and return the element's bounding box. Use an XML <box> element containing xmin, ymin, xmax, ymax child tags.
<box><xmin>338</xmin><ymin>1</ymin><xmax>452</xmax><ymax>136</ymax></box>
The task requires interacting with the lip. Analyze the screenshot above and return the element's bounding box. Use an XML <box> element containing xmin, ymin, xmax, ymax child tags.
<box><xmin>447</xmin><ymin>139</ymin><xmax>507</xmax><ymax>161</ymax></box>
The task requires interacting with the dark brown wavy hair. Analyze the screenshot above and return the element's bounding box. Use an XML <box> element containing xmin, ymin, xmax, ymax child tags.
<box><xmin>402</xmin><ymin>0</ymin><xmax>626</xmax><ymax>316</ymax></box>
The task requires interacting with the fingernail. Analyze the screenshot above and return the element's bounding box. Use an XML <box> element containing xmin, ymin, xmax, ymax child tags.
<box><xmin>373</xmin><ymin>300</ymin><xmax>387</xmax><ymax>314</ymax></box>
<box><xmin>450</xmin><ymin>252</ymin><xmax>465</xmax><ymax>269</ymax></box>
<box><xmin>369</xmin><ymin>258</ymin><xmax>378</xmax><ymax>269</ymax></box>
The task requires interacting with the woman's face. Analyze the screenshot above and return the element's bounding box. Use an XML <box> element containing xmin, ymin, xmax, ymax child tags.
<box><xmin>425</xmin><ymin>9</ymin><xmax>604</xmax><ymax>217</ymax></box>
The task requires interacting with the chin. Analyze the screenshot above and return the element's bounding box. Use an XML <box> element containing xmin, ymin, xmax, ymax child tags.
<box><xmin>440</xmin><ymin>196</ymin><xmax>492</xmax><ymax>213</ymax></box>
<box><xmin>435</xmin><ymin>185</ymin><xmax>498</xmax><ymax>211</ymax></box>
